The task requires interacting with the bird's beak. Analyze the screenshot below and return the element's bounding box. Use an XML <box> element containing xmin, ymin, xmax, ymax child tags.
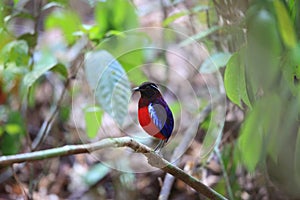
<box><xmin>132</xmin><ymin>87</ymin><xmax>140</xmax><ymax>92</ymax></box>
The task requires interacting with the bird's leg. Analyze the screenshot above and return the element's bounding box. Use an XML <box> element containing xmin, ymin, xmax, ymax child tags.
<box><xmin>154</xmin><ymin>139</ymin><xmax>166</xmax><ymax>152</ymax></box>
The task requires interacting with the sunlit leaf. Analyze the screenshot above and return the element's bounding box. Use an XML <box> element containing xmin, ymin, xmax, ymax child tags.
<box><xmin>5</xmin><ymin>124</ymin><xmax>21</xmax><ymax>135</ymax></box>
<box><xmin>85</xmin><ymin>50</ymin><xmax>131</xmax><ymax>126</ymax></box>
<box><xmin>200</xmin><ymin>52</ymin><xmax>231</xmax><ymax>74</ymax></box>
<box><xmin>84</xmin><ymin>105</ymin><xmax>103</xmax><ymax>139</ymax></box>
<box><xmin>274</xmin><ymin>0</ymin><xmax>297</xmax><ymax>48</ymax></box>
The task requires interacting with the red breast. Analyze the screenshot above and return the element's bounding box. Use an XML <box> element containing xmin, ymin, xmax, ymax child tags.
<box><xmin>138</xmin><ymin>104</ymin><xmax>166</xmax><ymax>140</ymax></box>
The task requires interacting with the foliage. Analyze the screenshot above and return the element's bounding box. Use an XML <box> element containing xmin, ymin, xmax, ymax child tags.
<box><xmin>84</xmin><ymin>50</ymin><xmax>131</xmax><ymax>126</ymax></box>
<box><xmin>221</xmin><ymin>0</ymin><xmax>300</xmax><ymax>196</ymax></box>
<box><xmin>0</xmin><ymin>0</ymin><xmax>140</xmax><ymax>154</ymax></box>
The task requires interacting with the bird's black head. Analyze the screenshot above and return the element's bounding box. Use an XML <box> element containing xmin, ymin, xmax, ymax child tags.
<box><xmin>133</xmin><ymin>82</ymin><xmax>161</xmax><ymax>99</ymax></box>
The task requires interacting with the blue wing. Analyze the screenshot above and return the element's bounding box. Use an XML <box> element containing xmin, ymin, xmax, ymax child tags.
<box><xmin>148</xmin><ymin>101</ymin><xmax>174</xmax><ymax>140</ymax></box>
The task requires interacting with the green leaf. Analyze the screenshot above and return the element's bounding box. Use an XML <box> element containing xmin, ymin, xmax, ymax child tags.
<box><xmin>0</xmin><ymin>111</ymin><xmax>25</xmax><ymax>155</ymax></box>
<box><xmin>51</xmin><ymin>63</ymin><xmax>68</xmax><ymax>79</ymax></box>
<box><xmin>94</xmin><ymin>0</ymin><xmax>138</xmax><ymax>40</ymax></box>
<box><xmin>238</xmin><ymin>94</ymin><xmax>281</xmax><ymax>171</ymax></box>
<box><xmin>179</xmin><ymin>26</ymin><xmax>221</xmax><ymax>46</ymax></box>
<box><xmin>246</xmin><ymin>8</ymin><xmax>282</xmax><ymax>92</ymax></box>
<box><xmin>97</xmin><ymin>32</ymin><xmax>148</xmax><ymax>85</ymax></box>
<box><xmin>85</xmin><ymin>50</ymin><xmax>131</xmax><ymax>126</ymax></box>
<box><xmin>0</xmin><ymin>29</ymin><xmax>14</xmax><ymax>51</ymax></box>
<box><xmin>84</xmin><ymin>163</ymin><xmax>111</xmax><ymax>186</ymax></box>
<box><xmin>200</xmin><ymin>52</ymin><xmax>231</xmax><ymax>74</ymax></box>
<box><xmin>5</xmin><ymin>124</ymin><xmax>22</xmax><ymax>135</ymax></box>
<box><xmin>13</xmin><ymin>0</ymin><xmax>20</xmax><ymax>6</ymax></box>
<box><xmin>45</xmin><ymin>10</ymin><xmax>81</xmax><ymax>44</ymax></box>
<box><xmin>84</xmin><ymin>105</ymin><xmax>103</xmax><ymax>139</ymax></box>
<box><xmin>224</xmin><ymin>52</ymin><xmax>251</xmax><ymax>108</ymax></box>
<box><xmin>1</xmin><ymin>133</ymin><xmax>20</xmax><ymax>155</ymax></box>
<box><xmin>1</xmin><ymin>40</ymin><xmax>29</xmax><ymax>66</ymax></box>
<box><xmin>274</xmin><ymin>0</ymin><xmax>297</xmax><ymax>48</ymax></box>
<box><xmin>18</xmin><ymin>33</ymin><xmax>37</xmax><ymax>48</ymax></box>
<box><xmin>23</xmin><ymin>50</ymin><xmax>57</xmax><ymax>90</ymax></box>
<box><xmin>0</xmin><ymin>127</ymin><xmax>4</xmax><ymax>136</ymax></box>
<box><xmin>238</xmin><ymin>106</ymin><xmax>263</xmax><ymax>172</ymax></box>
<box><xmin>163</xmin><ymin>11</ymin><xmax>188</xmax><ymax>27</ymax></box>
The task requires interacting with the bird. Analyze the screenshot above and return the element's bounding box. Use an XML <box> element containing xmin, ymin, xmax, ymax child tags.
<box><xmin>133</xmin><ymin>82</ymin><xmax>174</xmax><ymax>151</ymax></box>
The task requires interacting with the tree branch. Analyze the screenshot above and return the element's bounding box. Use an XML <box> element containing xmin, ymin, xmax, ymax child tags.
<box><xmin>0</xmin><ymin>137</ymin><xmax>227</xmax><ymax>200</ymax></box>
<box><xmin>159</xmin><ymin>104</ymin><xmax>212</xmax><ymax>199</ymax></box>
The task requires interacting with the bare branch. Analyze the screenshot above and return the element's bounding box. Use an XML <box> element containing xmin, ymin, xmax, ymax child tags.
<box><xmin>0</xmin><ymin>137</ymin><xmax>227</xmax><ymax>200</ymax></box>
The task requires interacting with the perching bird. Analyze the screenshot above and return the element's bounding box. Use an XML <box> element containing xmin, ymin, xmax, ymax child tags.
<box><xmin>133</xmin><ymin>82</ymin><xmax>174</xmax><ymax>151</ymax></box>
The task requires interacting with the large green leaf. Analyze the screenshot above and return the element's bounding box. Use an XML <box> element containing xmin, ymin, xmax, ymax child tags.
<box><xmin>224</xmin><ymin>52</ymin><xmax>251</xmax><ymax>108</ymax></box>
<box><xmin>274</xmin><ymin>0</ymin><xmax>297</xmax><ymax>48</ymax></box>
<box><xmin>238</xmin><ymin>94</ymin><xmax>281</xmax><ymax>171</ymax></box>
<box><xmin>246</xmin><ymin>8</ymin><xmax>281</xmax><ymax>92</ymax></box>
<box><xmin>85</xmin><ymin>50</ymin><xmax>131</xmax><ymax>126</ymax></box>
<box><xmin>200</xmin><ymin>52</ymin><xmax>231</xmax><ymax>74</ymax></box>
<box><xmin>238</xmin><ymin>104</ymin><xmax>263</xmax><ymax>172</ymax></box>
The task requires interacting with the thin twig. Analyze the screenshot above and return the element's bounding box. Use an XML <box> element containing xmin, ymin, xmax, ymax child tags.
<box><xmin>213</xmin><ymin>112</ymin><xmax>234</xmax><ymax>200</ymax></box>
<box><xmin>0</xmin><ymin>137</ymin><xmax>227</xmax><ymax>200</ymax></box>
<box><xmin>214</xmin><ymin>147</ymin><xmax>234</xmax><ymax>200</ymax></box>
